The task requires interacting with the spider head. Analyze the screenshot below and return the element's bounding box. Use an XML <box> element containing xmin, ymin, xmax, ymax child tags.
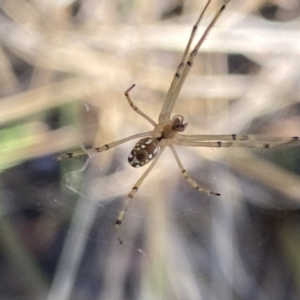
<box><xmin>171</xmin><ymin>115</ymin><xmax>188</xmax><ymax>132</ymax></box>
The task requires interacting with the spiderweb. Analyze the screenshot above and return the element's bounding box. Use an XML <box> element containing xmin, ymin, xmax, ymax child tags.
<box><xmin>1</xmin><ymin>1</ymin><xmax>300</xmax><ymax>300</ymax></box>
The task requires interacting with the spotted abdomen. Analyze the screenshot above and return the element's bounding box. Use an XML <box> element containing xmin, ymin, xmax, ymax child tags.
<box><xmin>128</xmin><ymin>138</ymin><xmax>159</xmax><ymax>168</ymax></box>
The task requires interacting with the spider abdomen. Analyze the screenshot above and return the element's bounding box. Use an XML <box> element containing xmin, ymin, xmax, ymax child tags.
<box><xmin>128</xmin><ymin>137</ymin><xmax>159</xmax><ymax>168</ymax></box>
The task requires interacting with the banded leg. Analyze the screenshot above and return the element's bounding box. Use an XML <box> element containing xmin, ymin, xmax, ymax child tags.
<box><xmin>175</xmin><ymin>138</ymin><xmax>300</xmax><ymax>149</ymax></box>
<box><xmin>116</xmin><ymin>147</ymin><xmax>165</xmax><ymax>244</ymax></box>
<box><xmin>56</xmin><ymin>131</ymin><xmax>153</xmax><ymax>160</ymax></box>
<box><xmin>125</xmin><ymin>84</ymin><xmax>157</xmax><ymax>127</ymax></box>
<box><xmin>177</xmin><ymin>134</ymin><xmax>300</xmax><ymax>142</ymax></box>
<box><xmin>168</xmin><ymin>2</ymin><xmax>229</xmax><ymax>115</ymax></box>
<box><xmin>159</xmin><ymin>0</ymin><xmax>211</xmax><ymax>122</ymax></box>
<box><xmin>170</xmin><ymin>145</ymin><xmax>220</xmax><ymax>196</ymax></box>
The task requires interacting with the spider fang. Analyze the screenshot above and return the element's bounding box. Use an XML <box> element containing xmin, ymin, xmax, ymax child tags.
<box><xmin>171</xmin><ymin>115</ymin><xmax>188</xmax><ymax>132</ymax></box>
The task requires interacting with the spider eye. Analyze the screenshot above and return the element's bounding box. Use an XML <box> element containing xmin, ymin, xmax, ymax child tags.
<box><xmin>128</xmin><ymin>138</ymin><xmax>159</xmax><ymax>168</ymax></box>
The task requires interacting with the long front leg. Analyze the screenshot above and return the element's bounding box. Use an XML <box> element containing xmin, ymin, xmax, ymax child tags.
<box><xmin>168</xmin><ymin>2</ymin><xmax>229</xmax><ymax>116</ymax></box>
<box><xmin>159</xmin><ymin>0</ymin><xmax>212</xmax><ymax>123</ymax></box>
<box><xmin>160</xmin><ymin>1</ymin><xmax>229</xmax><ymax>122</ymax></box>
<box><xmin>174</xmin><ymin>138</ymin><xmax>300</xmax><ymax>149</ymax></box>
<box><xmin>178</xmin><ymin>134</ymin><xmax>300</xmax><ymax>143</ymax></box>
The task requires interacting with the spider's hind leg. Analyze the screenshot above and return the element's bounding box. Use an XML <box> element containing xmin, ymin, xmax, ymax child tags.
<box><xmin>170</xmin><ymin>146</ymin><xmax>220</xmax><ymax>196</ymax></box>
<box><xmin>116</xmin><ymin>148</ymin><xmax>165</xmax><ymax>244</ymax></box>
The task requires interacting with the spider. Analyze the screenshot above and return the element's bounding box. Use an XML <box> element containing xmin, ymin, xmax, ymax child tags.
<box><xmin>57</xmin><ymin>0</ymin><xmax>300</xmax><ymax>243</ymax></box>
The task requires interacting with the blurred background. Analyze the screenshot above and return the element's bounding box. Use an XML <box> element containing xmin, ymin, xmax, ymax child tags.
<box><xmin>1</xmin><ymin>0</ymin><xmax>300</xmax><ymax>299</ymax></box>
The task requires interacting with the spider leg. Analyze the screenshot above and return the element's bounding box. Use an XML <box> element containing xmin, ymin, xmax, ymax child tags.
<box><xmin>170</xmin><ymin>145</ymin><xmax>220</xmax><ymax>196</ymax></box>
<box><xmin>159</xmin><ymin>1</ymin><xmax>229</xmax><ymax>122</ymax></box>
<box><xmin>178</xmin><ymin>134</ymin><xmax>300</xmax><ymax>143</ymax></box>
<box><xmin>175</xmin><ymin>138</ymin><xmax>300</xmax><ymax>149</ymax></box>
<box><xmin>167</xmin><ymin>3</ymin><xmax>229</xmax><ymax>116</ymax></box>
<box><xmin>56</xmin><ymin>131</ymin><xmax>153</xmax><ymax>160</ymax></box>
<box><xmin>125</xmin><ymin>84</ymin><xmax>157</xmax><ymax>127</ymax></box>
<box><xmin>115</xmin><ymin>148</ymin><xmax>165</xmax><ymax>244</ymax></box>
<box><xmin>159</xmin><ymin>0</ymin><xmax>211</xmax><ymax>122</ymax></box>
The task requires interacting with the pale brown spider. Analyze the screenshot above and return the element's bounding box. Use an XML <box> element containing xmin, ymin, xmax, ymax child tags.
<box><xmin>57</xmin><ymin>0</ymin><xmax>300</xmax><ymax>243</ymax></box>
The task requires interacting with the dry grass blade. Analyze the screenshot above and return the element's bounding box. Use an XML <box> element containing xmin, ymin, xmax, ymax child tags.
<box><xmin>1</xmin><ymin>1</ymin><xmax>300</xmax><ymax>300</ymax></box>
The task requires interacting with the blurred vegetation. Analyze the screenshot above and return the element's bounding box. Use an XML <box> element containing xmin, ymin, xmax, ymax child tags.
<box><xmin>0</xmin><ymin>0</ymin><xmax>300</xmax><ymax>299</ymax></box>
